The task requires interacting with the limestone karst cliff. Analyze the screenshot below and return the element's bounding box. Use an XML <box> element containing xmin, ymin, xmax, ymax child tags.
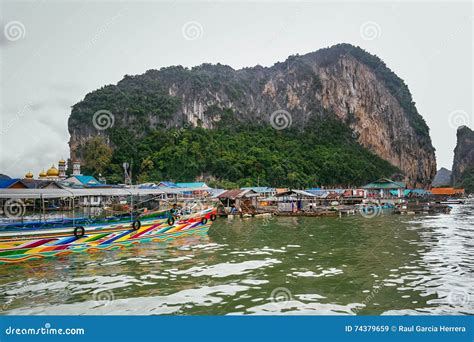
<box><xmin>68</xmin><ymin>44</ymin><xmax>436</xmax><ymax>187</ymax></box>
<box><xmin>452</xmin><ymin>126</ymin><xmax>474</xmax><ymax>192</ymax></box>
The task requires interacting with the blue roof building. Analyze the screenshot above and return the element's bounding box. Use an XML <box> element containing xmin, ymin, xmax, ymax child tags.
<box><xmin>64</xmin><ymin>175</ymin><xmax>101</xmax><ymax>187</ymax></box>
<box><xmin>363</xmin><ymin>178</ymin><xmax>406</xmax><ymax>198</ymax></box>
<box><xmin>0</xmin><ymin>178</ymin><xmax>22</xmax><ymax>189</ymax></box>
<box><xmin>176</xmin><ymin>182</ymin><xmax>209</xmax><ymax>189</ymax></box>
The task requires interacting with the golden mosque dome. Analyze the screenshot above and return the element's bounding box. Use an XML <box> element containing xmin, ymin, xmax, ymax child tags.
<box><xmin>39</xmin><ymin>170</ymin><xmax>47</xmax><ymax>178</ymax></box>
<box><xmin>46</xmin><ymin>165</ymin><xmax>60</xmax><ymax>177</ymax></box>
<box><xmin>25</xmin><ymin>171</ymin><xmax>33</xmax><ymax>179</ymax></box>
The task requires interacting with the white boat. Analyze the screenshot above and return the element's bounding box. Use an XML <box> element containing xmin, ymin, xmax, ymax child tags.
<box><xmin>438</xmin><ymin>199</ymin><xmax>465</xmax><ymax>205</ymax></box>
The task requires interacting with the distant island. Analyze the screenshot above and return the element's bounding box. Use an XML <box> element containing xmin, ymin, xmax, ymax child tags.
<box><xmin>68</xmin><ymin>43</ymin><xmax>436</xmax><ymax>188</ymax></box>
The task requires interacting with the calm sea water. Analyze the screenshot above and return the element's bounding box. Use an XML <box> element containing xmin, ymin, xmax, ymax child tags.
<box><xmin>1</xmin><ymin>200</ymin><xmax>473</xmax><ymax>315</ymax></box>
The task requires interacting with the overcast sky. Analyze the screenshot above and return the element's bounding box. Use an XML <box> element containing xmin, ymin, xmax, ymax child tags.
<box><xmin>0</xmin><ymin>0</ymin><xmax>472</xmax><ymax>178</ymax></box>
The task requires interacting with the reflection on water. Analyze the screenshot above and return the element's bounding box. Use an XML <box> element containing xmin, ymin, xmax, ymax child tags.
<box><xmin>0</xmin><ymin>200</ymin><xmax>473</xmax><ymax>315</ymax></box>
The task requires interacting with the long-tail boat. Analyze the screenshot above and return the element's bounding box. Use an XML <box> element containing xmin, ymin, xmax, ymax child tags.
<box><xmin>0</xmin><ymin>208</ymin><xmax>170</xmax><ymax>231</ymax></box>
<box><xmin>0</xmin><ymin>208</ymin><xmax>217</xmax><ymax>264</ymax></box>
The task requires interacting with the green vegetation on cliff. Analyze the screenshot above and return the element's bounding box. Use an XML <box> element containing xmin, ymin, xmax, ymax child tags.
<box><xmin>454</xmin><ymin>167</ymin><xmax>474</xmax><ymax>193</ymax></box>
<box><xmin>451</xmin><ymin>126</ymin><xmax>474</xmax><ymax>193</ymax></box>
<box><xmin>80</xmin><ymin>117</ymin><xmax>399</xmax><ymax>187</ymax></box>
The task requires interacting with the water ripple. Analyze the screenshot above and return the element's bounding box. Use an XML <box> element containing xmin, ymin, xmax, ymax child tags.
<box><xmin>1</xmin><ymin>200</ymin><xmax>473</xmax><ymax>315</ymax></box>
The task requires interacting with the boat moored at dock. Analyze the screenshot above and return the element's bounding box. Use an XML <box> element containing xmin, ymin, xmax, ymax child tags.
<box><xmin>0</xmin><ymin>208</ymin><xmax>217</xmax><ymax>264</ymax></box>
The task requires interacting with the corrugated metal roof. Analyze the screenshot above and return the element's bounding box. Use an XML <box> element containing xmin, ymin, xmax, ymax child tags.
<box><xmin>176</xmin><ymin>182</ymin><xmax>210</xmax><ymax>189</ymax></box>
<box><xmin>0</xmin><ymin>188</ymin><xmax>166</xmax><ymax>199</ymax></box>
<box><xmin>74</xmin><ymin>175</ymin><xmax>100</xmax><ymax>185</ymax></box>
<box><xmin>306</xmin><ymin>189</ymin><xmax>330</xmax><ymax>197</ymax></box>
<box><xmin>275</xmin><ymin>190</ymin><xmax>315</xmax><ymax>197</ymax></box>
<box><xmin>159</xmin><ymin>187</ymin><xmax>211</xmax><ymax>194</ymax></box>
<box><xmin>241</xmin><ymin>187</ymin><xmax>275</xmax><ymax>193</ymax></box>
<box><xmin>208</xmin><ymin>189</ymin><xmax>226</xmax><ymax>198</ymax></box>
<box><xmin>21</xmin><ymin>180</ymin><xmax>62</xmax><ymax>189</ymax></box>
<box><xmin>0</xmin><ymin>179</ymin><xmax>21</xmax><ymax>189</ymax></box>
<box><xmin>158</xmin><ymin>181</ymin><xmax>178</xmax><ymax>187</ymax></box>
<box><xmin>217</xmin><ymin>189</ymin><xmax>258</xmax><ymax>199</ymax></box>
<box><xmin>217</xmin><ymin>189</ymin><xmax>244</xmax><ymax>199</ymax></box>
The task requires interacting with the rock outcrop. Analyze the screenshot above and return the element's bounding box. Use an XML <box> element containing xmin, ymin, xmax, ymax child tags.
<box><xmin>69</xmin><ymin>43</ymin><xmax>437</xmax><ymax>187</ymax></box>
<box><xmin>452</xmin><ymin>126</ymin><xmax>474</xmax><ymax>191</ymax></box>
<box><xmin>432</xmin><ymin>167</ymin><xmax>452</xmax><ymax>187</ymax></box>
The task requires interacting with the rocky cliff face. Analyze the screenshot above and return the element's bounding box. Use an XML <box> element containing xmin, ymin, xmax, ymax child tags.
<box><xmin>69</xmin><ymin>44</ymin><xmax>436</xmax><ymax>187</ymax></box>
<box><xmin>452</xmin><ymin>126</ymin><xmax>474</xmax><ymax>188</ymax></box>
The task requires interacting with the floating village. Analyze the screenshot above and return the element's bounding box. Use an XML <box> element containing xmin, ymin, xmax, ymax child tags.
<box><xmin>0</xmin><ymin>159</ymin><xmax>467</xmax><ymax>218</ymax></box>
<box><xmin>0</xmin><ymin>157</ymin><xmax>469</xmax><ymax>265</ymax></box>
